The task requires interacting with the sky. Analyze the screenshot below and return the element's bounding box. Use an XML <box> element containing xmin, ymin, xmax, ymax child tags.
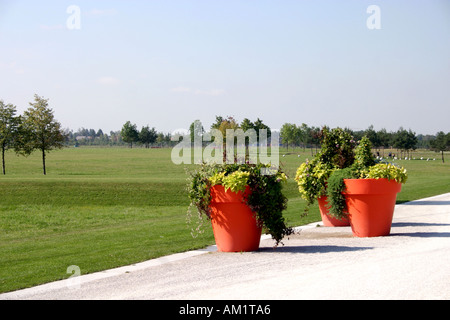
<box><xmin>0</xmin><ymin>0</ymin><xmax>449</xmax><ymax>135</ymax></box>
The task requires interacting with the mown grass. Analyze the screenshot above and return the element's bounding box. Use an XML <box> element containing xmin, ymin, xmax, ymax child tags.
<box><xmin>0</xmin><ymin>147</ymin><xmax>448</xmax><ymax>293</ymax></box>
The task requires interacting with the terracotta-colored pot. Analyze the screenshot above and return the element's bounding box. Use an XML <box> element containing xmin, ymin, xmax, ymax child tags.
<box><xmin>209</xmin><ymin>185</ymin><xmax>262</xmax><ymax>252</ymax></box>
<box><xmin>318</xmin><ymin>196</ymin><xmax>350</xmax><ymax>227</ymax></box>
<box><xmin>343</xmin><ymin>179</ymin><xmax>402</xmax><ymax>237</ymax></box>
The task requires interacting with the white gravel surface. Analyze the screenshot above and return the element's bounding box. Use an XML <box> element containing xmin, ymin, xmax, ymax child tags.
<box><xmin>1</xmin><ymin>193</ymin><xmax>449</xmax><ymax>300</ymax></box>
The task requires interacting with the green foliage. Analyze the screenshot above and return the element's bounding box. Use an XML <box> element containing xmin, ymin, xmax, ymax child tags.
<box><xmin>295</xmin><ymin>158</ymin><xmax>333</xmax><ymax>206</ymax></box>
<box><xmin>121</xmin><ymin>121</ymin><xmax>139</xmax><ymax>148</ymax></box>
<box><xmin>0</xmin><ymin>100</ymin><xmax>20</xmax><ymax>175</ymax></box>
<box><xmin>187</xmin><ymin>163</ymin><xmax>292</xmax><ymax>245</ymax></box>
<box><xmin>393</xmin><ymin>127</ymin><xmax>418</xmax><ymax>153</ymax></box>
<box><xmin>21</xmin><ymin>95</ymin><xmax>66</xmax><ymax>175</ymax></box>
<box><xmin>325</xmin><ymin>167</ymin><xmax>356</xmax><ymax>219</ymax></box>
<box><xmin>363</xmin><ymin>163</ymin><xmax>408</xmax><ymax>184</ymax></box>
<box><xmin>294</xmin><ymin>127</ymin><xmax>356</xmax><ymax>215</ymax></box>
<box><xmin>139</xmin><ymin>125</ymin><xmax>157</xmax><ymax>148</ymax></box>
<box><xmin>430</xmin><ymin>131</ymin><xmax>450</xmax><ymax>163</ymax></box>
<box><xmin>352</xmin><ymin>136</ymin><xmax>376</xmax><ymax>177</ymax></box>
<box><xmin>209</xmin><ymin>170</ymin><xmax>251</xmax><ymax>193</ymax></box>
<box><xmin>317</xmin><ymin>127</ymin><xmax>356</xmax><ymax>169</ymax></box>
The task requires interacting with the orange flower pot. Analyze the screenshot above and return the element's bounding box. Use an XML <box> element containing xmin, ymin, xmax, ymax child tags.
<box><xmin>318</xmin><ymin>196</ymin><xmax>350</xmax><ymax>227</ymax></box>
<box><xmin>209</xmin><ymin>185</ymin><xmax>262</xmax><ymax>252</ymax></box>
<box><xmin>343</xmin><ymin>179</ymin><xmax>402</xmax><ymax>237</ymax></box>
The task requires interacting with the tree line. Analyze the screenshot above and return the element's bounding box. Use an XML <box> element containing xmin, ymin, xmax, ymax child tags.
<box><xmin>280</xmin><ymin>123</ymin><xmax>449</xmax><ymax>162</ymax></box>
<box><xmin>2</xmin><ymin>96</ymin><xmax>449</xmax><ymax>177</ymax></box>
<box><xmin>68</xmin><ymin>118</ymin><xmax>450</xmax><ymax>159</ymax></box>
<box><xmin>0</xmin><ymin>95</ymin><xmax>65</xmax><ymax>175</ymax></box>
<box><xmin>66</xmin><ymin>124</ymin><xmax>176</xmax><ymax>148</ymax></box>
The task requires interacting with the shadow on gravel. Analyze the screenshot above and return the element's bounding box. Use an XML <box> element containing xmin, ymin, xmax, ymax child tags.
<box><xmin>391</xmin><ymin>232</ymin><xmax>450</xmax><ymax>238</ymax></box>
<box><xmin>258</xmin><ymin>245</ymin><xmax>373</xmax><ymax>254</ymax></box>
<box><xmin>392</xmin><ymin>222</ymin><xmax>450</xmax><ymax>227</ymax></box>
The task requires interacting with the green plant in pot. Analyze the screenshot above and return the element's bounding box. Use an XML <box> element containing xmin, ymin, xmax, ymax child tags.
<box><xmin>326</xmin><ymin>136</ymin><xmax>408</xmax><ymax>237</ymax></box>
<box><xmin>295</xmin><ymin>127</ymin><xmax>356</xmax><ymax>226</ymax></box>
<box><xmin>187</xmin><ymin>162</ymin><xmax>293</xmax><ymax>252</ymax></box>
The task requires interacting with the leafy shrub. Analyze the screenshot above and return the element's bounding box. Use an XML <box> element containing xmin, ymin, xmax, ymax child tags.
<box><xmin>325</xmin><ymin>168</ymin><xmax>357</xmax><ymax>219</ymax></box>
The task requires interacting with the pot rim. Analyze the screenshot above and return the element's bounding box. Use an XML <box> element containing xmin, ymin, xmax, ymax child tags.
<box><xmin>343</xmin><ymin>178</ymin><xmax>402</xmax><ymax>195</ymax></box>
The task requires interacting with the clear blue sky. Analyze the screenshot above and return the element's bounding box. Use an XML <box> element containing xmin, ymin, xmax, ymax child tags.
<box><xmin>1</xmin><ymin>0</ymin><xmax>449</xmax><ymax>135</ymax></box>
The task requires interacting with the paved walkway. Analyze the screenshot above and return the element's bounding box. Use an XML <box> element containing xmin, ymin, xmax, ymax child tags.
<box><xmin>1</xmin><ymin>193</ymin><xmax>449</xmax><ymax>300</ymax></box>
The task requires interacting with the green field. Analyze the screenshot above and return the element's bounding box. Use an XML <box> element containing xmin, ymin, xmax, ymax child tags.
<box><xmin>0</xmin><ymin>147</ymin><xmax>449</xmax><ymax>293</ymax></box>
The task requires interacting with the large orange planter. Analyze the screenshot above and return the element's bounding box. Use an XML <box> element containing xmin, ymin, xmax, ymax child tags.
<box><xmin>209</xmin><ymin>185</ymin><xmax>262</xmax><ymax>252</ymax></box>
<box><xmin>343</xmin><ymin>179</ymin><xmax>402</xmax><ymax>237</ymax></box>
<box><xmin>318</xmin><ymin>196</ymin><xmax>350</xmax><ymax>227</ymax></box>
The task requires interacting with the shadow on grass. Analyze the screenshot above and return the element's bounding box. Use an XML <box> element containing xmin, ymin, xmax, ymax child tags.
<box><xmin>258</xmin><ymin>245</ymin><xmax>373</xmax><ymax>254</ymax></box>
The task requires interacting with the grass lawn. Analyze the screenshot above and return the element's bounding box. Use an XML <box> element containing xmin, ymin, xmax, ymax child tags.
<box><xmin>0</xmin><ymin>147</ymin><xmax>449</xmax><ymax>293</ymax></box>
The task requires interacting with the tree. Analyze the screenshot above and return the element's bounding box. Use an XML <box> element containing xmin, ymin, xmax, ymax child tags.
<box><xmin>393</xmin><ymin>127</ymin><xmax>417</xmax><ymax>158</ymax></box>
<box><xmin>211</xmin><ymin>116</ymin><xmax>224</xmax><ymax>130</ymax></box>
<box><xmin>298</xmin><ymin>123</ymin><xmax>311</xmax><ymax>150</ymax></box>
<box><xmin>0</xmin><ymin>100</ymin><xmax>20</xmax><ymax>175</ymax></box>
<box><xmin>189</xmin><ymin>120</ymin><xmax>204</xmax><ymax>144</ymax></box>
<box><xmin>139</xmin><ymin>125</ymin><xmax>157</xmax><ymax>148</ymax></box>
<box><xmin>280</xmin><ymin>123</ymin><xmax>297</xmax><ymax>150</ymax></box>
<box><xmin>377</xmin><ymin>128</ymin><xmax>391</xmax><ymax>148</ymax></box>
<box><xmin>253</xmin><ymin>118</ymin><xmax>271</xmax><ymax>142</ymax></box>
<box><xmin>364</xmin><ymin>125</ymin><xmax>380</xmax><ymax>148</ymax></box>
<box><xmin>240</xmin><ymin>118</ymin><xmax>254</xmax><ymax>132</ymax></box>
<box><xmin>121</xmin><ymin>121</ymin><xmax>139</xmax><ymax>148</ymax></box>
<box><xmin>430</xmin><ymin>131</ymin><xmax>450</xmax><ymax>163</ymax></box>
<box><xmin>22</xmin><ymin>94</ymin><xmax>66</xmax><ymax>175</ymax></box>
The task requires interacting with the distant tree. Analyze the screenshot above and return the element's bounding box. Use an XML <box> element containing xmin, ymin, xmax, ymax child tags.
<box><xmin>139</xmin><ymin>125</ymin><xmax>157</xmax><ymax>148</ymax></box>
<box><xmin>21</xmin><ymin>94</ymin><xmax>66</xmax><ymax>175</ymax></box>
<box><xmin>298</xmin><ymin>123</ymin><xmax>311</xmax><ymax>150</ymax></box>
<box><xmin>430</xmin><ymin>131</ymin><xmax>450</xmax><ymax>163</ymax></box>
<box><xmin>121</xmin><ymin>121</ymin><xmax>139</xmax><ymax>148</ymax></box>
<box><xmin>240</xmin><ymin>118</ymin><xmax>254</xmax><ymax>132</ymax></box>
<box><xmin>218</xmin><ymin>116</ymin><xmax>239</xmax><ymax>161</ymax></box>
<box><xmin>280</xmin><ymin>123</ymin><xmax>297</xmax><ymax>150</ymax></box>
<box><xmin>393</xmin><ymin>127</ymin><xmax>417</xmax><ymax>158</ymax></box>
<box><xmin>253</xmin><ymin>118</ymin><xmax>271</xmax><ymax>142</ymax></box>
<box><xmin>211</xmin><ymin>116</ymin><xmax>224</xmax><ymax>130</ymax></box>
<box><xmin>364</xmin><ymin>125</ymin><xmax>380</xmax><ymax>148</ymax></box>
<box><xmin>377</xmin><ymin>128</ymin><xmax>391</xmax><ymax>149</ymax></box>
<box><xmin>0</xmin><ymin>100</ymin><xmax>20</xmax><ymax>175</ymax></box>
<box><xmin>309</xmin><ymin>126</ymin><xmax>322</xmax><ymax>154</ymax></box>
<box><xmin>189</xmin><ymin>120</ymin><xmax>204</xmax><ymax>144</ymax></box>
<box><xmin>156</xmin><ymin>132</ymin><xmax>165</xmax><ymax>146</ymax></box>
<box><xmin>89</xmin><ymin>128</ymin><xmax>96</xmax><ymax>137</ymax></box>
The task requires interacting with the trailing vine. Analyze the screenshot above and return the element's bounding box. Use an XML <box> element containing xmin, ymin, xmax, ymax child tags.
<box><xmin>325</xmin><ymin>167</ymin><xmax>356</xmax><ymax>219</ymax></box>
